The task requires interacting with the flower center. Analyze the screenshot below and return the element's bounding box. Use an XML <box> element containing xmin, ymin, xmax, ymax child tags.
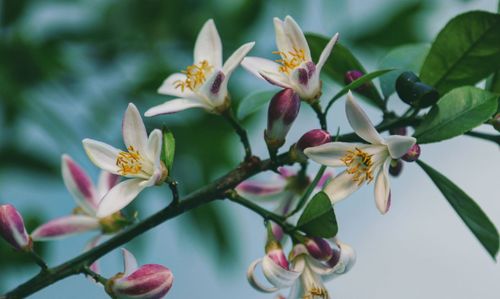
<box><xmin>340</xmin><ymin>147</ymin><xmax>374</xmax><ymax>185</ymax></box>
<box><xmin>174</xmin><ymin>60</ymin><xmax>213</xmax><ymax>91</ymax></box>
<box><xmin>273</xmin><ymin>48</ymin><xmax>306</xmax><ymax>74</ymax></box>
<box><xmin>116</xmin><ymin>146</ymin><xmax>142</xmax><ymax>175</ymax></box>
<box><xmin>304</xmin><ymin>287</ymin><xmax>329</xmax><ymax>299</ymax></box>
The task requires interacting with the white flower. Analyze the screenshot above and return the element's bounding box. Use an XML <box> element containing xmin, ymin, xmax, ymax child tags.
<box><xmin>83</xmin><ymin>103</ymin><xmax>166</xmax><ymax>218</ymax></box>
<box><xmin>305</xmin><ymin>92</ymin><xmax>416</xmax><ymax>214</ymax></box>
<box><xmin>242</xmin><ymin>16</ymin><xmax>339</xmax><ymax>102</ymax></box>
<box><xmin>145</xmin><ymin>19</ymin><xmax>255</xmax><ymax>116</ymax></box>
<box><xmin>247</xmin><ymin>241</ymin><xmax>355</xmax><ymax>299</ymax></box>
<box><xmin>31</xmin><ymin>155</ymin><xmax>120</xmax><ymax>241</ymax></box>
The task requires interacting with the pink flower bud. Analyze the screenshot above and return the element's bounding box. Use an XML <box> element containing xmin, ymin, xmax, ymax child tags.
<box><xmin>108</xmin><ymin>264</ymin><xmax>174</xmax><ymax>299</ymax></box>
<box><xmin>305</xmin><ymin>237</ymin><xmax>333</xmax><ymax>261</ymax></box>
<box><xmin>401</xmin><ymin>144</ymin><xmax>421</xmax><ymax>162</ymax></box>
<box><xmin>270</xmin><ymin>221</ymin><xmax>284</xmax><ymax>242</ymax></box>
<box><xmin>265</xmin><ymin>240</ymin><xmax>289</xmax><ymax>270</ymax></box>
<box><xmin>344</xmin><ymin>70</ymin><xmax>369</xmax><ymax>91</ymax></box>
<box><xmin>389</xmin><ymin>159</ymin><xmax>403</xmax><ymax>177</ymax></box>
<box><xmin>265</xmin><ymin>89</ymin><xmax>301</xmax><ymax>149</ymax></box>
<box><xmin>296</xmin><ymin>129</ymin><xmax>331</xmax><ymax>152</ymax></box>
<box><xmin>0</xmin><ymin>204</ymin><xmax>32</xmax><ymax>251</ymax></box>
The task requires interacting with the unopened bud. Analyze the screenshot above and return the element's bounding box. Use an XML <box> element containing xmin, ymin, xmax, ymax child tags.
<box><xmin>401</xmin><ymin>144</ymin><xmax>421</xmax><ymax>162</ymax></box>
<box><xmin>389</xmin><ymin>127</ymin><xmax>407</xmax><ymax>136</ymax></box>
<box><xmin>265</xmin><ymin>240</ymin><xmax>289</xmax><ymax>270</ymax></box>
<box><xmin>265</xmin><ymin>89</ymin><xmax>301</xmax><ymax>150</ymax></box>
<box><xmin>389</xmin><ymin>160</ymin><xmax>403</xmax><ymax>177</ymax></box>
<box><xmin>305</xmin><ymin>237</ymin><xmax>333</xmax><ymax>261</ymax></box>
<box><xmin>296</xmin><ymin>129</ymin><xmax>331</xmax><ymax>152</ymax></box>
<box><xmin>396</xmin><ymin>71</ymin><xmax>439</xmax><ymax>108</ymax></box>
<box><xmin>0</xmin><ymin>204</ymin><xmax>32</xmax><ymax>251</ymax></box>
<box><xmin>107</xmin><ymin>249</ymin><xmax>173</xmax><ymax>299</ymax></box>
<box><xmin>344</xmin><ymin>70</ymin><xmax>369</xmax><ymax>91</ymax></box>
<box><xmin>492</xmin><ymin>114</ymin><xmax>500</xmax><ymax>132</ymax></box>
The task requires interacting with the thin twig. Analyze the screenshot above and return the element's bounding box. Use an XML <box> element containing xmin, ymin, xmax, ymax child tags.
<box><xmin>81</xmin><ymin>266</ymin><xmax>108</xmax><ymax>286</ymax></box>
<box><xmin>27</xmin><ymin>251</ymin><xmax>48</xmax><ymax>271</ymax></box>
<box><xmin>221</xmin><ymin>109</ymin><xmax>253</xmax><ymax>160</ymax></box>
<box><xmin>465</xmin><ymin>131</ymin><xmax>500</xmax><ymax>146</ymax></box>
<box><xmin>310</xmin><ymin>102</ymin><xmax>327</xmax><ymax>130</ymax></box>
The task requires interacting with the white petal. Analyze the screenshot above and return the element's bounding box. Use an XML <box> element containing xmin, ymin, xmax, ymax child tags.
<box><xmin>194</xmin><ymin>19</ymin><xmax>222</xmax><ymax>68</ymax></box>
<box><xmin>345</xmin><ymin>91</ymin><xmax>384</xmax><ymax>145</ymax></box>
<box><xmin>262</xmin><ymin>254</ymin><xmax>302</xmax><ymax>289</ymax></box>
<box><xmin>241</xmin><ymin>57</ymin><xmax>292</xmax><ymax>88</ymax></box>
<box><xmin>305</xmin><ymin>256</ymin><xmax>337</xmax><ymax>276</ymax></box>
<box><xmin>31</xmin><ymin>215</ymin><xmax>100</xmax><ymax>241</ymax></box>
<box><xmin>283</xmin><ymin>16</ymin><xmax>311</xmax><ymax>60</ymax></box>
<box><xmin>273</xmin><ymin>17</ymin><xmax>291</xmax><ymax>55</ymax></box>
<box><xmin>82</xmin><ymin>139</ymin><xmax>121</xmax><ymax>175</ymax></box>
<box><xmin>316</xmin><ymin>32</ymin><xmax>339</xmax><ymax>72</ymax></box>
<box><xmin>157</xmin><ymin>73</ymin><xmax>197</xmax><ymax>99</ymax></box>
<box><xmin>146</xmin><ymin>129</ymin><xmax>163</xmax><ymax>170</ymax></box>
<box><xmin>61</xmin><ymin>154</ymin><xmax>98</xmax><ymax>215</ymax></box>
<box><xmin>144</xmin><ymin>98</ymin><xmax>209</xmax><ymax>116</ymax></box>
<box><xmin>198</xmin><ymin>70</ymin><xmax>227</xmax><ymax>107</ymax></box>
<box><xmin>385</xmin><ymin>135</ymin><xmax>416</xmax><ymax>159</ymax></box>
<box><xmin>222</xmin><ymin>42</ymin><xmax>255</xmax><ymax>77</ymax></box>
<box><xmin>96</xmin><ymin>178</ymin><xmax>146</xmax><ymax>218</ymax></box>
<box><xmin>324</xmin><ymin>170</ymin><xmax>363</xmax><ymax>203</ymax></box>
<box><xmin>97</xmin><ymin>171</ymin><xmax>120</xmax><ymax>197</ymax></box>
<box><xmin>304</xmin><ymin>142</ymin><xmax>368</xmax><ymax>167</ymax></box>
<box><xmin>374</xmin><ymin>159</ymin><xmax>391</xmax><ymax>214</ymax></box>
<box><xmin>122</xmin><ymin>103</ymin><xmax>148</xmax><ymax>155</ymax></box>
<box><xmin>247</xmin><ymin>259</ymin><xmax>279</xmax><ymax>293</ymax></box>
<box><xmin>121</xmin><ymin>248</ymin><xmax>139</xmax><ymax>276</ymax></box>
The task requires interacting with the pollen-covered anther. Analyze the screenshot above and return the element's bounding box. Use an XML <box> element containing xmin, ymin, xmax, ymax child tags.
<box><xmin>273</xmin><ymin>48</ymin><xmax>306</xmax><ymax>74</ymax></box>
<box><xmin>174</xmin><ymin>60</ymin><xmax>213</xmax><ymax>91</ymax></box>
<box><xmin>304</xmin><ymin>286</ymin><xmax>329</xmax><ymax>299</ymax></box>
<box><xmin>116</xmin><ymin>146</ymin><xmax>142</xmax><ymax>175</ymax></box>
<box><xmin>341</xmin><ymin>147</ymin><xmax>374</xmax><ymax>185</ymax></box>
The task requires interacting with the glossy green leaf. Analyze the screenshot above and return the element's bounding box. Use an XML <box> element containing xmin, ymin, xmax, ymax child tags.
<box><xmin>420</xmin><ymin>11</ymin><xmax>500</xmax><ymax>94</ymax></box>
<box><xmin>296</xmin><ymin>192</ymin><xmax>338</xmax><ymax>238</ymax></box>
<box><xmin>326</xmin><ymin>69</ymin><xmax>394</xmax><ymax>112</ymax></box>
<box><xmin>237</xmin><ymin>90</ymin><xmax>275</xmax><ymax>120</ymax></box>
<box><xmin>378</xmin><ymin>44</ymin><xmax>430</xmax><ymax>98</ymax></box>
<box><xmin>305</xmin><ymin>33</ymin><xmax>384</xmax><ymax>108</ymax></box>
<box><xmin>414</xmin><ymin>86</ymin><xmax>498</xmax><ymax>143</ymax></box>
<box><xmin>417</xmin><ymin>160</ymin><xmax>499</xmax><ymax>259</ymax></box>
<box><xmin>162</xmin><ymin>128</ymin><xmax>175</xmax><ymax>173</ymax></box>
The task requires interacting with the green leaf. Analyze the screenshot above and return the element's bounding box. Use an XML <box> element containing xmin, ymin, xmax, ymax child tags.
<box><xmin>378</xmin><ymin>43</ymin><xmax>430</xmax><ymax>98</ymax></box>
<box><xmin>237</xmin><ymin>90</ymin><xmax>275</xmax><ymax>119</ymax></box>
<box><xmin>414</xmin><ymin>86</ymin><xmax>498</xmax><ymax>143</ymax></box>
<box><xmin>162</xmin><ymin>128</ymin><xmax>175</xmax><ymax>173</ymax></box>
<box><xmin>417</xmin><ymin>160</ymin><xmax>499</xmax><ymax>259</ymax></box>
<box><xmin>326</xmin><ymin>69</ymin><xmax>394</xmax><ymax>112</ymax></box>
<box><xmin>296</xmin><ymin>192</ymin><xmax>338</xmax><ymax>238</ymax></box>
<box><xmin>420</xmin><ymin>11</ymin><xmax>500</xmax><ymax>94</ymax></box>
<box><xmin>305</xmin><ymin>33</ymin><xmax>384</xmax><ymax>108</ymax></box>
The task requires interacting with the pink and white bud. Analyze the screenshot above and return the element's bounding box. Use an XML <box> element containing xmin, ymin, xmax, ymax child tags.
<box><xmin>305</xmin><ymin>237</ymin><xmax>333</xmax><ymax>261</ymax></box>
<box><xmin>401</xmin><ymin>143</ymin><xmax>421</xmax><ymax>162</ymax></box>
<box><xmin>265</xmin><ymin>89</ymin><xmax>301</xmax><ymax>150</ymax></box>
<box><xmin>0</xmin><ymin>204</ymin><xmax>32</xmax><ymax>251</ymax></box>
<box><xmin>107</xmin><ymin>249</ymin><xmax>173</xmax><ymax>299</ymax></box>
<box><xmin>270</xmin><ymin>221</ymin><xmax>285</xmax><ymax>243</ymax></box>
<box><xmin>344</xmin><ymin>70</ymin><xmax>369</xmax><ymax>91</ymax></box>
<box><xmin>296</xmin><ymin>129</ymin><xmax>331</xmax><ymax>152</ymax></box>
<box><xmin>265</xmin><ymin>240</ymin><xmax>289</xmax><ymax>270</ymax></box>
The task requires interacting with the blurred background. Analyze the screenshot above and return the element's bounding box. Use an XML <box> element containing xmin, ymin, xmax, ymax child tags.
<box><xmin>1</xmin><ymin>0</ymin><xmax>499</xmax><ymax>298</ymax></box>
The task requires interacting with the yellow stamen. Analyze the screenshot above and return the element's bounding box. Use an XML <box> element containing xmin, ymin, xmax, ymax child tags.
<box><xmin>340</xmin><ymin>147</ymin><xmax>374</xmax><ymax>186</ymax></box>
<box><xmin>174</xmin><ymin>60</ymin><xmax>213</xmax><ymax>91</ymax></box>
<box><xmin>304</xmin><ymin>287</ymin><xmax>329</xmax><ymax>299</ymax></box>
<box><xmin>273</xmin><ymin>48</ymin><xmax>306</xmax><ymax>74</ymax></box>
<box><xmin>116</xmin><ymin>146</ymin><xmax>142</xmax><ymax>175</ymax></box>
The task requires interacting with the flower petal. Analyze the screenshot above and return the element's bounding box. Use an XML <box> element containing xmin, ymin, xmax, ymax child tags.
<box><xmin>157</xmin><ymin>73</ymin><xmax>197</xmax><ymax>99</ymax></box>
<box><xmin>236</xmin><ymin>181</ymin><xmax>285</xmax><ymax>196</ymax></box>
<box><xmin>283</xmin><ymin>16</ymin><xmax>311</xmax><ymax>60</ymax></box>
<box><xmin>262</xmin><ymin>254</ymin><xmax>302</xmax><ymax>289</ymax></box>
<box><xmin>96</xmin><ymin>178</ymin><xmax>147</xmax><ymax>218</ymax></box>
<box><xmin>122</xmin><ymin>248</ymin><xmax>139</xmax><ymax>276</ymax></box>
<box><xmin>222</xmin><ymin>42</ymin><xmax>255</xmax><ymax>77</ymax></box>
<box><xmin>247</xmin><ymin>259</ymin><xmax>279</xmax><ymax>293</ymax></box>
<box><xmin>31</xmin><ymin>215</ymin><xmax>100</xmax><ymax>241</ymax></box>
<box><xmin>82</xmin><ymin>139</ymin><xmax>121</xmax><ymax>175</ymax></box>
<box><xmin>123</xmin><ymin>103</ymin><xmax>148</xmax><ymax>155</ymax></box>
<box><xmin>316</xmin><ymin>32</ymin><xmax>339</xmax><ymax>72</ymax></box>
<box><xmin>324</xmin><ymin>170</ymin><xmax>363</xmax><ymax>203</ymax></box>
<box><xmin>345</xmin><ymin>91</ymin><xmax>384</xmax><ymax>145</ymax></box>
<box><xmin>146</xmin><ymin>129</ymin><xmax>163</xmax><ymax>169</ymax></box>
<box><xmin>61</xmin><ymin>154</ymin><xmax>98</xmax><ymax>215</ymax></box>
<box><xmin>304</xmin><ymin>142</ymin><xmax>368</xmax><ymax>167</ymax></box>
<box><xmin>97</xmin><ymin>171</ymin><xmax>120</xmax><ymax>198</ymax></box>
<box><xmin>144</xmin><ymin>98</ymin><xmax>209</xmax><ymax>116</ymax></box>
<box><xmin>385</xmin><ymin>135</ymin><xmax>416</xmax><ymax>159</ymax></box>
<box><xmin>241</xmin><ymin>57</ymin><xmax>292</xmax><ymax>88</ymax></box>
<box><xmin>194</xmin><ymin>19</ymin><xmax>222</xmax><ymax>68</ymax></box>
<box><xmin>198</xmin><ymin>70</ymin><xmax>227</xmax><ymax>107</ymax></box>
<box><xmin>374</xmin><ymin>159</ymin><xmax>391</xmax><ymax>214</ymax></box>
